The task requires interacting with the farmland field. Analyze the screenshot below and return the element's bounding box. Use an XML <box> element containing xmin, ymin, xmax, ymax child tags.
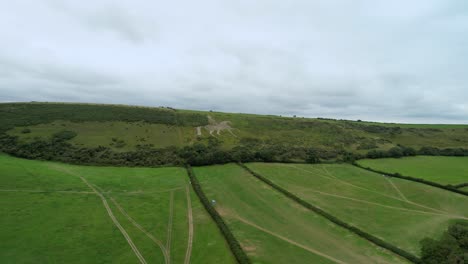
<box><xmin>0</xmin><ymin>154</ymin><xmax>235</xmax><ymax>264</ymax></box>
<box><xmin>357</xmin><ymin>156</ymin><xmax>468</xmax><ymax>185</ymax></box>
<box><xmin>194</xmin><ymin>164</ymin><xmax>409</xmax><ymax>263</ymax></box>
<box><xmin>245</xmin><ymin>162</ymin><xmax>468</xmax><ymax>256</ymax></box>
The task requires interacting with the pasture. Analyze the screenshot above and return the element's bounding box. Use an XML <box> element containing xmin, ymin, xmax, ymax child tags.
<box><xmin>194</xmin><ymin>164</ymin><xmax>408</xmax><ymax>264</ymax></box>
<box><xmin>0</xmin><ymin>154</ymin><xmax>235</xmax><ymax>264</ymax></box>
<box><xmin>357</xmin><ymin>156</ymin><xmax>468</xmax><ymax>185</ymax></box>
<box><xmin>246</xmin><ymin>162</ymin><xmax>468</xmax><ymax>256</ymax></box>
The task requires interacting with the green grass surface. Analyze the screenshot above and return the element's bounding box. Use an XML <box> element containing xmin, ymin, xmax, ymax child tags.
<box><xmin>357</xmin><ymin>156</ymin><xmax>468</xmax><ymax>185</ymax></box>
<box><xmin>194</xmin><ymin>164</ymin><xmax>409</xmax><ymax>263</ymax></box>
<box><xmin>8</xmin><ymin>121</ymin><xmax>195</xmax><ymax>151</ymax></box>
<box><xmin>246</xmin><ymin>162</ymin><xmax>468</xmax><ymax>256</ymax></box>
<box><xmin>0</xmin><ymin>154</ymin><xmax>235</xmax><ymax>263</ymax></box>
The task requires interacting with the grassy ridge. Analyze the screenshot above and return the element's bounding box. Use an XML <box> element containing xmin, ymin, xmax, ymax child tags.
<box><xmin>357</xmin><ymin>156</ymin><xmax>468</xmax><ymax>185</ymax></box>
<box><xmin>194</xmin><ymin>163</ymin><xmax>409</xmax><ymax>263</ymax></box>
<box><xmin>245</xmin><ymin>162</ymin><xmax>468</xmax><ymax>257</ymax></box>
<box><xmin>2</xmin><ymin>102</ymin><xmax>468</xmax><ymax>156</ymax></box>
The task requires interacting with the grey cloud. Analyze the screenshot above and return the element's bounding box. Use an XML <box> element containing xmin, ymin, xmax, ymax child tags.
<box><xmin>0</xmin><ymin>0</ymin><xmax>467</xmax><ymax>124</ymax></box>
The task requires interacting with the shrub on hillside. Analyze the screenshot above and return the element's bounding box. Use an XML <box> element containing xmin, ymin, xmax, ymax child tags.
<box><xmin>52</xmin><ymin>130</ymin><xmax>77</xmax><ymax>141</ymax></box>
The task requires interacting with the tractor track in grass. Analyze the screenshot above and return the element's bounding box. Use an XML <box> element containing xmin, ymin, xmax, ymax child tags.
<box><xmin>384</xmin><ymin>177</ymin><xmax>409</xmax><ymax>202</ymax></box>
<box><xmin>302</xmin><ymin>189</ymin><xmax>468</xmax><ymax>220</ymax></box>
<box><xmin>55</xmin><ymin>167</ymin><xmax>147</xmax><ymax>264</ymax></box>
<box><xmin>166</xmin><ymin>190</ymin><xmax>174</xmax><ymax>263</ymax></box>
<box><xmin>286</xmin><ymin>164</ymin><xmax>450</xmax><ymax>215</ymax></box>
<box><xmin>81</xmin><ymin>178</ymin><xmax>147</xmax><ymax>264</ymax></box>
<box><xmin>236</xmin><ymin>216</ymin><xmax>349</xmax><ymax>264</ymax></box>
<box><xmin>184</xmin><ymin>185</ymin><xmax>194</xmax><ymax>264</ymax></box>
<box><xmin>110</xmin><ymin>197</ymin><xmax>169</xmax><ymax>264</ymax></box>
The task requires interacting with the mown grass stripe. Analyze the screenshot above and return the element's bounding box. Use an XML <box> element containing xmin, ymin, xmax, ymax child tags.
<box><xmin>238</xmin><ymin>163</ymin><xmax>421</xmax><ymax>264</ymax></box>
<box><xmin>185</xmin><ymin>166</ymin><xmax>251</xmax><ymax>264</ymax></box>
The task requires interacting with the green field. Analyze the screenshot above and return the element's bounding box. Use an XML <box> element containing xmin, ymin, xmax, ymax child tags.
<box><xmin>0</xmin><ymin>154</ymin><xmax>235</xmax><ymax>263</ymax></box>
<box><xmin>245</xmin><ymin>162</ymin><xmax>468</xmax><ymax>256</ymax></box>
<box><xmin>194</xmin><ymin>164</ymin><xmax>409</xmax><ymax>263</ymax></box>
<box><xmin>357</xmin><ymin>156</ymin><xmax>468</xmax><ymax>185</ymax></box>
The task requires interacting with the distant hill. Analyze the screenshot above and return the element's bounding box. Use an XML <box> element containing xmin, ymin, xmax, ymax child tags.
<box><xmin>1</xmin><ymin>102</ymin><xmax>468</xmax><ymax>166</ymax></box>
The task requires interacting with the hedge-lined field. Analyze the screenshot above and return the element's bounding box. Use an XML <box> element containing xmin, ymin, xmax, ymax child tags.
<box><xmin>356</xmin><ymin>156</ymin><xmax>468</xmax><ymax>185</ymax></box>
<box><xmin>245</xmin><ymin>162</ymin><xmax>468</xmax><ymax>256</ymax></box>
<box><xmin>194</xmin><ymin>164</ymin><xmax>409</xmax><ymax>264</ymax></box>
<box><xmin>0</xmin><ymin>154</ymin><xmax>235</xmax><ymax>264</ymax></box>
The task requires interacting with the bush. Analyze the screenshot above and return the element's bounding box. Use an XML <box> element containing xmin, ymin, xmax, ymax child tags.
<box><xmin>21</xmin><ymin>128</ymin><xmax>31</xmax><ymax>134</ymax></box>
<box><xmin>52</xmin><ymin>130</ymin><xmax>77</xmax><ymax>141</ymax></box>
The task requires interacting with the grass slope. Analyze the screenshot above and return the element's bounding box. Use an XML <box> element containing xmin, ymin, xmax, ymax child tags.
<box><xmin>2</xmin><ymin>102</ymin><xmax>468</xmax><ymax>154</ymax></box>
<box><xmin>0</xmin><ymin>154</ymin><xmax>235</xmax><ymax>263</ymax></box>
<box><xmin>357</xmin><ymin>156</ymin><xmax>468</xmax><ymax>185</ymax></box>
<box><xmin>246</xmin><ymin>162</ymin><xmax>468</xmax><ymax>256</ymax></box>
<box><xmin>194</xmin><ymin>164</ymin><xmax>409</xmax><ymax>264</ymax></box>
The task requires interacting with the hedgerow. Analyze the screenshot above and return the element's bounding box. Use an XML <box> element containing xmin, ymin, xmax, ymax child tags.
<box><xmin>352</xmin><ymin>163</ymin><xmax>468</xmax><ymax>197</ymax></box>
<box><xmin>185</xmin><ymin>166</ymin><xmax>250</xmax><ymax>264</ymax></box>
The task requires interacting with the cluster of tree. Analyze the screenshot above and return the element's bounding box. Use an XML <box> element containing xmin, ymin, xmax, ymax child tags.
<box><xmin>418</xmin><ymin>147</ymin><xmax>468</xmax><ymax>157</ymax></box>
<box><xmin>420</xmin><ymin>222</ymin><xmax>468</xmax><ymax>264</ymax></box>
<box><xmin>361</xmin><ymin>146</ymin><xmax>468</xmax><ymax>160</ymax></box>
<box><xmin>238</xmin><ymin>163</ymin><xmax>420</xmax><ymax>264</ymax></box>
<box><xmin>186</xmin><ymin>166</ymin><xmax>250</xmax><ymax>264</ymax></box>
<box><xmin>366</xmin><ymin>146</ymin><xmax>417</xmax><ymax>159</ymax></box>
<box><xmin>0</xmin><ymin>132</ymin><xmax>343</xmax><ymax>167</ymax></box>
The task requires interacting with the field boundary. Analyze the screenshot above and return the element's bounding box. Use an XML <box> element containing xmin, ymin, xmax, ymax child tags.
<box><xmin>184</xmin><ymin>185</ymin><xmax>194</xmax><ymax>264</ymax></box>
<box><xmin>452</xmin><ymin>183</ymin><xmax>468</xmax><ymax>189</ymax></box>
<box><xmin>238</xmin><ymin>163</ymin><xmax>420</xmax><ymax>264</ymax></box>
<box><xmin>185</xmin><ymin>166</ymin><xmax>250</xmax><ymax>264</ymax></box>
<box><xmin>353</xmin><ymin>163</ymin><xmax>468</xmax><ymax>197</ymax></box>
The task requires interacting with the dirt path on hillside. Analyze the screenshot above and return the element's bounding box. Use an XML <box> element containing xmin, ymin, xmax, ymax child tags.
<box><xmin>305</xmin><ymin>189</ymin><xmax>468</xmax><ymax>220</ymax></box>
<box><xmin>184</xmin><ymin>185</ymin><xmax>194</xmax><ymax>264</ymax></box>
<box><xmin>166</xmin><ymin>191</ymin><xmax>174</xmax><ymax>263</ymax></box>
<box><xmin>110</xmin><ymin>197</ymin><xmax>169</xmax><ymax>264</ymax></box>
<box><xmin>287</xmin><ymin>165</ymin><xmax>450</xmax><ymax>215</ymax></box>
<box><xmin>236</xmin><ymin>217</ymin><xmax>349</xmax><ymax>264</ymax></box>
<box><xmin>384</xmin><ymin>177</ymin><xmax>409</xmax><ymax>202</ymax></box>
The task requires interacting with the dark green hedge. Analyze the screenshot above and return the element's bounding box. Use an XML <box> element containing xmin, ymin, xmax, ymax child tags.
<box><xmin>238</xmin><ymin>163</ymin><xmax>421</xmax><ymax>264</ymax></box>
<box><xmin>353</xmin><ymin>163</ymin><xmax>468</xmax><ymax>197</ymax></box>
<box><xmin>185</xmin><ymin>166</ymin><xmax>250</xmax><ymax>264</ymax></box>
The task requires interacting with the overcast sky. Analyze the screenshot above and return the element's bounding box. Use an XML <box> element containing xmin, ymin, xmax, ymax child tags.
<box><xmin>1</xmin><ymin>1</ymin><xmax>467</xmax><ymax>123</ymax></box>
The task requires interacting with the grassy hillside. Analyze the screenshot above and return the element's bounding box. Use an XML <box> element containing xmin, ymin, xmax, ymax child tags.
<box><xmin>1</xmin><ymin>102</ymin><xmax>468</xmax><ymax>166</ymax></box>
<box><xmin>194</xmin><ymin>164</ymin><xmax>409</xmax><ymax>263</ymax></box>
<box><xmin>357</xmin><ymin>156</ymin><xmax>468</xmax><ymax>185</ymax></box>
<box><xmin>0</xmin><ymin>154</ymin><xmax>235</xmax><ymax>264</ymax></box>
<box><xmin>245</xmin><ymin>163</ymin><xmax>468</xmax><ymax>256</ymax></box>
